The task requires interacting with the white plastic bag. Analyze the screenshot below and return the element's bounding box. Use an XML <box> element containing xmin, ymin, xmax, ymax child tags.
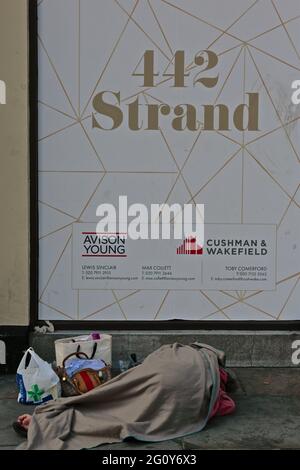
<box><xmin>55</xmin><ymin>334</ymin><xmax>112</xmax><ymax>367</ymax></box>
<box><xmin>16</xmin><ymin>348</ymin><xmax>61</xmax><ymax>404</ymax></box>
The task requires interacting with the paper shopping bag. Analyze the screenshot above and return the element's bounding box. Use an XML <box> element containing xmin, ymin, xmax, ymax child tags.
<box><xmin>55</xmin><ymin>334</ymin><xmax>112</xmax><ymax>367</ymax></box>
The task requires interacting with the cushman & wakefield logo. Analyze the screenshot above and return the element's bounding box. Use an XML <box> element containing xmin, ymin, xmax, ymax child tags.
<box><xmin>176</xmin><ymin>236</ymin><xmax>203</xmax><ymax>255</ymax></box>
<box><xmin>0</xmin><ymin>80</ymin><xmax>6</xmax><ymax>104</ymax></box>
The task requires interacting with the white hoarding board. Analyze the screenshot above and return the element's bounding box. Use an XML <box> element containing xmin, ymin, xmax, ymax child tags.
<box><xmin>38</xmin><ymin>1</ymin><xmax>300</xmax><ymax>321</ymax></box>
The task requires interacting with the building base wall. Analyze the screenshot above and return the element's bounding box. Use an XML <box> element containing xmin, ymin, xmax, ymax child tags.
<box><xmin>30</xmin><ymin>330</ymin><xmax>300</xmax><ymax>369</ymax></box>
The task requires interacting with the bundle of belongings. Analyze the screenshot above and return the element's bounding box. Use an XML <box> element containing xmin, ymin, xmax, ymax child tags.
<box><xmin>16</xmin><ymin>342</ymin><xmax>236</xmax><ymax>450</ymax></box>
<box><xmin>16</xmin><ymin>334</ymin><xmax>113</xmax><ymax>405</ymax></box>
<box><xmin>55</xmin><ymin>352</ymin><xmax>111</xmax><ymax>396</ymax></box>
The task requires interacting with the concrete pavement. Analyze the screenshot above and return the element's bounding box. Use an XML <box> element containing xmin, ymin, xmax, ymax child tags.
<box><xmin>1</xmin><ymin>368</ymin><xmax>300</xmax><ymax>450</ymax></box>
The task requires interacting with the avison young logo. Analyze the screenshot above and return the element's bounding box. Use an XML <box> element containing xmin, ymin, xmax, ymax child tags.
<box><xmin>81</xmin><ymin>232</ymin><xmax>127</xmax><ymax>258</ymax></box>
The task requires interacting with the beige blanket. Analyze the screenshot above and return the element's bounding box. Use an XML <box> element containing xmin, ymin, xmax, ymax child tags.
<box><xmin>18</xmin><ymin>343</ymin><xmax>224</xmax><ymax>450</ymax></box>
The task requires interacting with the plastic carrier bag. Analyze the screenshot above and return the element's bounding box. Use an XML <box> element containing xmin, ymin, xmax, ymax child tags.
<box><xmin>16</xmin><ymin>348</ymin><xmax>61</xmax><ymax>404</ymax></box>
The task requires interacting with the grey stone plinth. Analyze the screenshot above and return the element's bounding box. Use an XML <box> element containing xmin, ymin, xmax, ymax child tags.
<box><xmin>30</xmin><ymin>330</ymin><xmax>300</xmax><ymax>368</ymax></box>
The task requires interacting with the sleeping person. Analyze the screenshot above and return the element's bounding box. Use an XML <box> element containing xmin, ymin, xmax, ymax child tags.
<box><xmin>14</xmin><ymin>343</ymin><xmax>236</xmax><ymax>450</ymax></box>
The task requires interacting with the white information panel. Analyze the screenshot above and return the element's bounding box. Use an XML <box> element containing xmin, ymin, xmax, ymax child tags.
<box><xmin>72</xmin><ymin>223</ymin><xmax>276</xmax><ymax>291</ymax></box>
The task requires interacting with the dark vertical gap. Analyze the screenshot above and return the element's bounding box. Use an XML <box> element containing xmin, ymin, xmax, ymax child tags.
<box><xmin>29</xmin><ymin>0</ymin><xmax>38</xmax><ymax>329</ymax></box>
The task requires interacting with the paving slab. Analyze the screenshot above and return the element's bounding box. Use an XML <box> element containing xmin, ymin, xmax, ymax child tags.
<box><xmin>232</xmin><ymin>394</ymin><xmax>300</xmax><ymax>415</ymax></box>
<box><xmin>0</xmin><ymin>399</ymin><xmax>35</xmax><ymax>447</ymax></box>
<box><xmin>1</xmin><ymin>370</ymin><xmax>300</xmax><ymax>450</ymax></box>
<box><xmin>232</xmin><ymin>368</ymin><xmax>300</xmax><ymax>396</ymax></box>
<box><xmin>0</xmin><ymin>375</ymin><xmax>17</xmax><ymax>399</ymax></box>
<box><xmin>91</xmin><ymin>440</ymin><xmax>182</xmax><ymax>450</ymax></box>
<box><xmin>182</xmin><ymin>396</ymin><xmax>300</xmax><ymax>450</ymax></box>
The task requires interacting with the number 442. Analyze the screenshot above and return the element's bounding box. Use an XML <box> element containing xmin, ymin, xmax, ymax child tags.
<box><xmin>132</xmin><ymin>49</ymin><xmax>219</xmax><ymax>88</ymax></box>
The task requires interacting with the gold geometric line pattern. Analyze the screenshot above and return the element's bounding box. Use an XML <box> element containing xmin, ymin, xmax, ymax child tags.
<box><xmin>205</xmin><ymin>11</ymin><xmax>300</xmax><ymax>59</ymax></box>
<box><xmin>245</xmin><ymin>147</ymin><xmax>300</xmax><ymax>208</ymax></box>
<box><xmin>162</xmin><ymin>0</ymin><xmax>300</xmax><ymax>71</ymax></box>
<box><xmin>235</xmin><ymin>290</ymin><xmax>243</xmax><ymax>301</ymax></box>
<box><xmin>249</xmin><ymin>42</ymin><xmax>300</xmax><ymax>72</ymax></box>
<box><xmin>179</xmin><ymin>46</ymin><xmax>244</xmax><ymax>172</ymax></box>
<box><xmin>38</xmin><ymin>100</ymin><xmax>77</xmax><ymax>121</ymax></box>
<box><xmin>247</xmin><ymin>13</ymin><xmax>300</xmax><ymax>43</ymax></box>
<box><xmin>217</xmin><ymin>43</ymin><xmax>243</xmax><ymax>58</ymax></box>
<box><xmin>277</xmin><ymin>184</ymin><xmax>300</xmax><ymax>228</ymax></box>
<box><xmin>114</xmin><ymin>0</ymin><xmax>172</xmax><ymax>61</ymax></box>
<box><xmin>238</xmin><ymin>300</ymin><xmax>277</xmax><ymax>320</ymax></box>
<box><xmin>38</xmin><ymin>120</ymin><xmax>80</xmax><ymax>142</ymax></box>
<box><xmin>39</xmin><ymin>176</ymin><xmax>106</xmax><ymax>300</ymax></box>
<box><xmin>207</xmin><ymin>0</ymin><xmax>259</xmax><ymax>49</ymax></box>
<box><xmin>38</xmin><ymin>35</ymin><xmax>79</xmax><ymax>118</ymax></box>
<box><xmin>161</xmin><ymin>0</ymin><xmax>245</xmax><ymax>44</ymax></box>
<box><xmin>160</xmin><ymin>46</ymin><xmax>244</xmax><ymax>210</ymax></box>
<box><xmin>40</xmin><ymin>300</ymin><xmax>75</xmax><ymax>321</ymax></box>
<box><xmin>147</xmin><ymin>0</ymin><xmax>174</xmax><ymax>56</ymax></box>
<box><xmin>197</xmin><ymin>272</ymin><xmax>300</xmax><ymax>319</ymax></box>
<box><xmin>77</xmin><ymin>173</ymin><xmax>106</xmax><ymax>221</ymax></box>
<box><xmin>153</xmin><ymin>290</ymin><xmax>170</xmax><ymax>320</ymax></box>
<box><xmin>200</xmin><ymin>290</ymin><xmax>231</xmax><ymax>320</ymax></box>
<box><xmin>111</xmin><ymin>290</ymin><xmax>128</xmax><ymax>320</ymax></box>
<box><xmin>276</xmin><ymin>275</ymin><xmax>300</xmax><ymax>320</ymax></box>
<box><xmin>39</xmin><ymin>200</ymin><xmax>78</xmax><ymax>220</ymax></box>
<box><xmin>221</xmin><ymin>290</ymin><xmax>242</xmax><ymax>301</ymax></box>
<box><xmin>142</xmin><ymin>91</ymin><xmax>197</xmax><ymax>214</ymax></box>
<box><xmin>247</xmin><ymin>46</ymin><xmax>300</xmax><ymax>164</ymax></box>
<box><xmin>78</xmin><ymin>0</ymin><xmax>81</xmax><ymax>116</ymax></box>
<box><xmin>245</xmin><ymin>115</ymin><xmax>300</xmax><ymax>147</ymax></box>
<box><xmin>105</xmin><ymin>170</ymin><xmax>178</xmax><ymax>174</ymax></box>
<box><xmin>271</xmin><ymin>0</ymin><xmax>300</xmax><ymax>63</ymax></box>
<box><xmin>153</xmin><ymin>287</ymin><xmax>266</xmax><ymax>321</ymax></box>
<box><xmin>39</xmin><ymin>170</ymin><xmax>177</xmax><ymax>174</ymax></box>
<box><xmin>220</xmin><ymin>289</ymin><xmax>261</xmax><ymax>302</ymax></box>
<box><xmin>200</xmin><ymin>297</ymin><xmax>247</xmax><ymax>320</ymax></box>
<box><xmin>214</xmin><ymin>47</ymin><xmax>245</xmax><ymax>105</ymax></box>
<box><xmin>38</xmin><ymin>1</ymin><xmax>300</xmax><ymax>321</ymax></box>
<box><xmin>81</xmin><ymin>290</ymin><xmax>140</xmax><ymax>320</ymax></box>
<box><xmin>159</xmin><ymin>128</ymin><xmax>196</xmax><ymax>203</ymax></box>
<box><xmin>80</xmin><ymin>0</ymin><xmax>140</xmax><ymax>118</ymax></box>
<box><xmin>39</xmin><ymin>233</ymin><xmax>72</xmax><ymax>301</ymax></box>
<box><xmin>189</xmin><ymin>148</ymin><xmax>242</xmax><ymax>202</ymax></box>
<box><xmin>78</xmin><ymin>120</ymin><xmax>106</xmax><ymax>171</ymax></box>
<box><xmin>39</xmin><ymin>222</ymin><xmax>75</xmax><ymax>241</ymax></box>
<box><xmin>277</xmin><ymin>272</ymin><xmax>300</xmax><ymax>285</ymax></box>
<box><xmin>200</xmin><ymin>292</ymin><xmax>268</xmax><ymax>320</ymax></box>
